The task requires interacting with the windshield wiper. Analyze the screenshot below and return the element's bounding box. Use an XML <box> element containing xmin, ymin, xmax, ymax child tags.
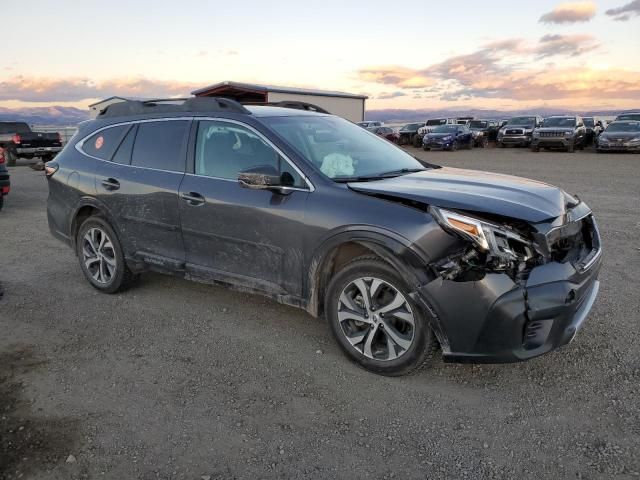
<box><xmin>333</xmin><ymin>168</ymin><xmax>426</xmax><ymax>183</ymax></box>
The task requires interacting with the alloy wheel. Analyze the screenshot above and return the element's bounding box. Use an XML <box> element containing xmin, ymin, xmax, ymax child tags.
<box><xmin>82</xmin><ymin>227</ymin><xmax>117</xmax><ymax>284</ymax></box>
<box><xmin>337</xmin><ymin>277</ymin><xmax>415</xmax><ymax>361</ymax></box>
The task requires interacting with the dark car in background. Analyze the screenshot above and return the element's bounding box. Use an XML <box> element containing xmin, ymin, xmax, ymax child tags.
<box><xmin>46</xmin><ymin>97</ymin><xmax>602</xmax><ymax>376</ymax></box>
<box><xmin>596</xmin><ymin>121</ymin><xmax>640</xmax><ymax>152</ymax></box>
<box><xmin>531</xmin><ymin>116</ymin><xmax>587</xmax><ymax>153</ymax></box>
<box><xmin>0</xmin><ymin>121</ymin><xmax>63</xmax><ymax>166</ymax></box>
<box><xmin>368</xmin><ymin>126</ymin><xmax>400</xmax><ymax>144</ymax></box>
<box><xmin>357</xmin><ymin>121</ymin><xmax>383</xmax><ymax>129</ymax></box>
<box><xmin>497</xmin><ymin>116</ymin><xmax>543</xmax><ymax>148</ymax></box>
<box><xmin>468</xmin><ymin>120</ymin><xmax>499</xmax><ymax>147</ymax></box>
<box><xmin>396</xmin><ymin>122</ymin><xmax>425</xmax><ymax>146</ymax></box>
<box><xmin>615</xmin><ymin>112</ymin><xmax>640</xmax><ymax>122</ymax></box>
<box><xmin>0</xmin><ymin>147</ymin><xmax>10</xmax><ymax>210</ymax></box>
<box><xmin>422</xmin><ymin>124</ymin><xmax>473</xmax><ymax>151</ymax></box>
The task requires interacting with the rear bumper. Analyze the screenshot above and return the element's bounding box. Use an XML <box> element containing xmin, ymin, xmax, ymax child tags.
<box><xmin>16</xmin><ymin>146</ymin><xmax>62</xmax><ymax>157</ymax></box>
<box><xmin>419</xmin><ymin>248</ymin><xmax>602</xmax><ymax>364</ymax></box>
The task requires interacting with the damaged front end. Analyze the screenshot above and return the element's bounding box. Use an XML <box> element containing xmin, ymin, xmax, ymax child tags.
<box><xmin>420</xmin><ymin>203</ymin><xmax>602</xmax><ymax>363</ymax></box>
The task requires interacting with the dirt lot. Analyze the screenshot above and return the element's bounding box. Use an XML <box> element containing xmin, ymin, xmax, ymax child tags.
<box><xmin>1</xmin><ymin>148</ymin><xmax>639</xmax><ymax>480</ymax></box>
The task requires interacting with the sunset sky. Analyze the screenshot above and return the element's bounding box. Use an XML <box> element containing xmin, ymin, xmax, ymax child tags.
<box><xmin>2</xmin><ymin>0</ymin><xmax>639</xmax><ymax>111</ymax></box>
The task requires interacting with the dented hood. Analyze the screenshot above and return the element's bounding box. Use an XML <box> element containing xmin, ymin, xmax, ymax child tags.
<box><xmin>348</xmin><ymin>167</ymin><xmax>570</xmax><ymax>223</ymax></box>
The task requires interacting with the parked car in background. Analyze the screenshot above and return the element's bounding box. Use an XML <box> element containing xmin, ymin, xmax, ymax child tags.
<box><xmin>368</xmin><ymin>126</ymin><xmax>400</xmax><ymax>144</ymax></box>
<box><xmin>422</xmin><ymin>124</ymin><xmax>474</xmax><ymax>151</ymax></box>
<box><xmin>468</xmin><ymin>120</ymin><xmax>499</xmax><ymax>147</ymax></box>
<box><xmin>357</xmin><ymin>121</ymin><xmax>383</xmax><ymax>128</ymax></box>
<box><xmin>0</xmin><ymin>121</ymin><xmax>63</xmax><ymax>166</ymax></box>
<box><xmin>583</xmin><ymin>117</ymin><xmax>604</xmax><ymax>145</ymax></box>
<box><xmin>397</xmin><ymin>122</ymin><xmax>426</xmax><ymax>146</ymax></box>
<box><xmin>415</xmin><ymin>118</ymin><xmax>458</xmax><ymax>146</ymax></box>
<box><xmin>456</xmin><ymin>117</ymin><xmax>474</xmax><ymax>125</ymax></box>
<box><xmin>615</xmin><ymin>112</ymin><xmax>640</xmax><ymax>122</ymax></box>
<box><xmin>531</xmin><ymin>116</ymin><xmax>586</xmax><ymax>153</ymax></box>
<box><xmin>46</xmin><ymin>97</ymin><xmax>602</xmax><ymax>376</ymax></box>
<box><xmin>0</xmin><ymin>147</ymin><xmax>10</xmax><ymax>211</ymax></box>
<box><xmin>497</xmin><ymin>116</ymin><xmax>543</xmax><ymax>148</ymax></box>
<box><xmin>596</xmin><ymin>121</ymin><xmax>640</xmax><ymax>152</ymax></box>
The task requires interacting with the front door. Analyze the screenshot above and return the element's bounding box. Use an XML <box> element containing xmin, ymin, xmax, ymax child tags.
<box><xmin>179</xmin><ymin>119</ymin><xmax>311</xmax><ymax>296</ymax></box>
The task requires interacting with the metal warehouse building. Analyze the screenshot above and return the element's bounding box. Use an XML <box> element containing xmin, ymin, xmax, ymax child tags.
<box><xmin>192</xmin><ymin>81</ymin><xmax>367</xmax><ymax>122</ymax></box>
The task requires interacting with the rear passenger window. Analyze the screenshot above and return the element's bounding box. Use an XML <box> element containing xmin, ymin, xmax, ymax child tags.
<box><xmin>112</xmin><ymin>125</ymin><xmax>136</xmax><ymax>165</ymax></box>
<box><xmin>82</xmin><ymin>125</ymin><xmax>129</xmax><ymax>160</ymax></box>
<box><xmin>131</xmin><ymin>121</ymin><xmax>188</xmax><ymax>172</ymax></box>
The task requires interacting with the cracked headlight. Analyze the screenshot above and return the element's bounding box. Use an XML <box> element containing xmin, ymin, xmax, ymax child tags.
<box><xmin>430</xmin><ymin>207</ymin><xmax>534</xmax><ymax>261</ymax></box>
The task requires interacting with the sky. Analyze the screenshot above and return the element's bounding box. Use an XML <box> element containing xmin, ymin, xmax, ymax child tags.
<box><xmin>1</xmin><ymin>0</ymin><xmax>639</xmax><ymax>112</ymax></box>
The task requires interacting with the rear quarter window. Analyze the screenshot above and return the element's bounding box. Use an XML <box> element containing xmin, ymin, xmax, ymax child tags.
<box><xmin>82</xmin><ymin>125</ymin><xmax>130</xmax><ymax>160</ymax></box>
<box><xmin>131</xmin><ymin>121</ymin><xmax>189</xmax><ymax>172</ymax></box>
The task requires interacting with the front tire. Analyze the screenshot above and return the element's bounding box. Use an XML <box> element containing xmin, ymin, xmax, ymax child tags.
<box><xmin>76</xmin><ymin>216</ymin><xmax>137</xmax><ymax>294</ymax></box>
<box><xmin>325</xmin><ymin>256</ymin><xmax>437</xmax><ymax>376</ymax></box>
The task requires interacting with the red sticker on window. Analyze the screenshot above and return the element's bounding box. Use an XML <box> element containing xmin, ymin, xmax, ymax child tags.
<box><xmin>95</xmin><ymin>136</ymin><xmax>104</xmax><ymax>150</ymax></box>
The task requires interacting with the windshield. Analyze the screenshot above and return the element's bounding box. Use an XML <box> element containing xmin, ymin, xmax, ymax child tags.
<box><xmin>616</xmin><ymin>114</ymin><xmax>640</xmax><ymax>121</ymax></box>
<box><xmin>543</xmin><ymin>117</ymin><xmax>576</xmax><ymax>127</ymax></box>
<box><xmin>605</xmin><ymin>122</ymin><xmax>640</xmax><ymax>133</ymax></box>
<box><xmin>432</xmin><ymin>125</ymin><xmax>459</xmax><ymax>133</ymax></box>
<box><xmin>426</xmin><ymin>119</ymin><xmax>446</xmax><ymax>126</ymax></box>
<box><xmin>583</xmin><ymin>118</ymin><xmax>594</xmax><ymax>127</ymax></box>
<box><xmin>507</xmin><ymin>117</ymin><xmax>536</xmax><ymax>126</ymax></box>
<box><xmin>0</xmin><ymin>122</ymin><xmax>31</xmax><ymax>134</ymax></box>
<box><xmin>263</xmin><ymin>116</ymin><xmax>425</xmax><ymax>180</ymax></box>
<box><xmin>469</xmin><ymin>121</ymin><xmax>488</xmax><ymax>129</ymax></box>
<box><xmin>400</xmin><ymin>123</ymin><xmax>421</xmax><ymax>131</ymax></box>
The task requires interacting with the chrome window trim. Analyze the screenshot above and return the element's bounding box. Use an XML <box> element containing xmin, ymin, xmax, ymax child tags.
<box><xmin>195</xmin><ymin>117</ymin><xmax>315</xmax><ymax>192</ymax></box>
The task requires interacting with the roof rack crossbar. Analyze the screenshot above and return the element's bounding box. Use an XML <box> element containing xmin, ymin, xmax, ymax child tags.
<box><xmin>244</xmin><ymin>101</ymin><xmax>330</xmax><ymax>114</ymax></box>
<box><xmin>98</xmin><ymin>97</ymin><xmax>251</xmax><ymax>118</ymax></box>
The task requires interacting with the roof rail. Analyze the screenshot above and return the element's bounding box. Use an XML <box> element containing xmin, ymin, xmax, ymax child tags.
<box><xmin>244</xmin><ymin>101</ymin><xmax>330</xmax><ymax>114</ymax></box>
<box><xmin>98</xmin><ymin>97</ymin><xmax>252</xmax><ymax>118</ymax></box>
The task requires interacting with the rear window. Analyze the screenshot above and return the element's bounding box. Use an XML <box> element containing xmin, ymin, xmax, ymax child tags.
<box><xmin>112</xmin><ymin>126</ymin><xmax>137</xmax><ymax>165</ymax></box>
<box><xmin>131</xmin><ymin>121</ymin><xmax>189</xmax><ymax>172</ymax></box>
<box><xmin>0</xmin><ymin>122</ymin><xmax>31</xmax><ymax>134</ymax></box>
<box><xmin>82</xmin><ymin>125</ymin><xmax>130</xmax><ymax>160</ymax></box>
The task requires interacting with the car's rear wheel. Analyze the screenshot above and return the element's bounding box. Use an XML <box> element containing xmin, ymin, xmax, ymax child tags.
<box><xmin>325</xmin><ymin>257</ymin><xmax>437</xmax><ymax>376</ymax></box>
<box><xmin>76</xmin><ymin>216</ymin><xmax>137</xmax><ymax>293</ymax></box>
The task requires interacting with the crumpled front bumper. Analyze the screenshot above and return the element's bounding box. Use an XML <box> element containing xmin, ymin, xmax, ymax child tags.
<box><xmin>417</xmin><ymin>247</ymin><xmax>602</xmax><ymax>364</ymax></box>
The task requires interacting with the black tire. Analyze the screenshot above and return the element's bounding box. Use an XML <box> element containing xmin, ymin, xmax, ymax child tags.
<box><xmin>531</xmin><ymin>146</ymin><xmax>540</xmax><ymax>152</ymax></box>
<box><xmin>468</xmin><ymin>139</ymin><xmax>474</xmax><ymax>150</ymax></box>
<box><xmin>450</xmin><ymin>142</ymin><xmax>458</xmax><ymax>152</ymax></box>
<box><xmin>422</xmin><ymin>145</ymin><xmax>429</xmax><ymax>151</ymax></box>
<box><xmin>325</xmin><ymin>256</ymin><xmax>438</xmax><ymax>376</ymax></box>
<box><xmin>497</xmin><ymin>142</ymin><xmax>504</xmax><ymax>148</ymax></box>
<box><xmin>413</xmin><ymin>135</ymin><xmax>422</xmax><ymax>148</ymax></box>
<box><xmin>5</xmin><ymin>149</ymin><xmax>16</xmax><ymax>167</ymax></box>
<box><xmin>76</xmin><ymin>216</ymin><xmax>137</xmax><ymax>294</ymax></box>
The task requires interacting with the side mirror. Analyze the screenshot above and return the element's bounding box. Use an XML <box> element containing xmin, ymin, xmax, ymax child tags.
<box><xmin>238</xmin><ymin>165</ymin><xmax>294</xmax><ymax>193</ymax></box>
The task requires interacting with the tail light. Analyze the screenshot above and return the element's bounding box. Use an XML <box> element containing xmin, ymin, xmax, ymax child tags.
<box><xmin>12</xmin><ymin>134</ymin><xmax>21</xmax><ymax>144</ymax></box>
<box><xmin>45</xmin><ymin>160</ymin><xmax>59</xmax><ymax>177</ymax></box>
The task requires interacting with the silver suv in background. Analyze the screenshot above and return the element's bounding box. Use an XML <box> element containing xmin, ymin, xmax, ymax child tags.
<box><xmin>497</xmin><ymin>116</ymin><xmax>543</xmax><ymax>148</ymax></box>
<box><xmin>531</xmin><ymin>116</ymin><xmax>586</xmax><ymax>153</ymax></box>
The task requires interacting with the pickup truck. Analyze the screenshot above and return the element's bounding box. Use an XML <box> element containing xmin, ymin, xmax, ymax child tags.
<box><xmin>0</xmin><ymin>147</ymin><xmax>10</xmax><ymax>211</ymax></box>
<box><xmin>0</xmin><ymin>122</ymin><xmax>63</xmax><ymax>166</ymax></box>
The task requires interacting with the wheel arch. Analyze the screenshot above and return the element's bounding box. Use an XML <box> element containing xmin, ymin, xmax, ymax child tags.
<box><xmin>69</xmin><ymin>197</ymin><xmax>119</xmax><ymax>250</ymax></box>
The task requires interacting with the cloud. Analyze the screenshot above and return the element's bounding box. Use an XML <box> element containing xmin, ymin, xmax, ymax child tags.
<box><xmin>356</xmin><ymin>36</ymin><xmax>640</xmax><ymax>105</ymax></box>
<box><xmin>539</xmin><ymin>1</ymin><xmax>597</xmax><ymax>23</ymax></box>
<box><xmin>0</xmin><ymin>76</ymin><xmax>200</xmax><ymax>102</ymax></box>
<box><xmin>535</xmin><ymin>34</ymin><xmax>600</xmax><ymax>58</ymax></box>
<box><xmin>377</xmin><ymin>91</ymin><xmax>407</xmax><ymax>99</ymax></box>
<box><xmin>605</xmin><ymin>0</ymin><xmax>640</xmax><ymax>20</ymax></box>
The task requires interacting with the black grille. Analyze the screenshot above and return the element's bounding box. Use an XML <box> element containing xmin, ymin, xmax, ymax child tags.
<box><xmin>505</xmin><ymin>129</ymin><xmax>523</xmax><ymax>135</ymax></box>
<box><xmin>539</xmin><ymin>131</ymin><xmax>565</xmax><ymax>138</ymax></box>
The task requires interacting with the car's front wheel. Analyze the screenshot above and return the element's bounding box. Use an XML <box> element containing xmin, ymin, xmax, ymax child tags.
<box><xmin>325</xmin><ymin>256</ymin><xmax>437</xmax><ymax>376</ymax></box>
<box><xmin>76</xmin><ymin>216</ymin><xmax>137</xmax><ymax>293</ymax></box>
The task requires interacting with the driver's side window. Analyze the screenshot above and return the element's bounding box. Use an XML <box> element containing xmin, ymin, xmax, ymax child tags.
<box><xmin>195</xmin><ymin>120</ymin><xmax>305</xmax><ymax>188</ymax></box>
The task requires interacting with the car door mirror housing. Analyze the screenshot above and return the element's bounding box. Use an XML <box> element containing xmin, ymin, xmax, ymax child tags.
<box><xmin>238</xmin><ymin>166</ymin><xmax>295</xmax><ymax>193</ymax></box>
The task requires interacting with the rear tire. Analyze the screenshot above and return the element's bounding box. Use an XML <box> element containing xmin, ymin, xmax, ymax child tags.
<box><xmin>325</xmin><ymin>256</ymin><xmax>437</xmax><ymax>376</ymax></box>
<box><xmin>76</xmin><ymin>216</ymin><xmax>137</xmax><ymax>294</ymax></box>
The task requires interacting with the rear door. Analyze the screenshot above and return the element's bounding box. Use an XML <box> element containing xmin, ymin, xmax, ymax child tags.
<box><xmin>179</xmin><ymin>118</ymin><xmax>310</xmax><ymax>296</ymax></box>
<box><xmin>92</xmin><ymin>119</ymin><xmax>190</xmax><ymax>267</ymax></box>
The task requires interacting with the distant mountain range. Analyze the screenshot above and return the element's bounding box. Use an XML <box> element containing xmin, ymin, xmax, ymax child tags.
<box><xmin>0</xmin><ymin>106</ymin><xmax>90</xmax><ymax>125</ymax></box>
<box><xmin>365</xmin><ymin>107</ymin><xmax>639</xmax><ymax>123</ymax></box>
<box><xmin>0</xmin><ymin>104</ymin><xmax>637</xmax><ymax>126</ymax></box>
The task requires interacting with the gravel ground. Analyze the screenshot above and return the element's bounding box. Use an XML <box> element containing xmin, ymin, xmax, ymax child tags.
<box><xmin>1</xmin><ymin>148</ymin><xmax>639</xmax><ymax>480</ymax></box>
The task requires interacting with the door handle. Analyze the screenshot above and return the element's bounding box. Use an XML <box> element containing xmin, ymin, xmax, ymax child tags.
<box><xmin>101</xmin><ymin>178</ymin><xmax>120</xmax><ymax>191</ymax></box>
<box><xmin>180</xmin><ymin>191</ymin><xmax>205</xmax><ymax>206</ymax></box>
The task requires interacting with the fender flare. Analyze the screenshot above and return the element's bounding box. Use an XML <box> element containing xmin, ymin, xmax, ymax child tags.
<box><xmin>68</xmin><ymin>196</ymin><xmax>120</xmax><ymax>249</ymax></box>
